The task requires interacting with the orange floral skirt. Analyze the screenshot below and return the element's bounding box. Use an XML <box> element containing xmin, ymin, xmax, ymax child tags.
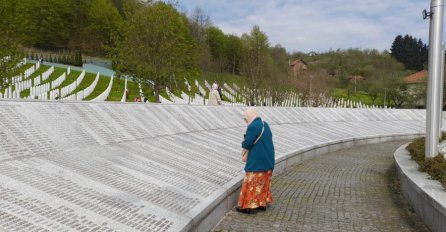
<box><xmin>238</xmin><ymin>170</ymin><xmax>273</xmax><ymax>209</ymax></box>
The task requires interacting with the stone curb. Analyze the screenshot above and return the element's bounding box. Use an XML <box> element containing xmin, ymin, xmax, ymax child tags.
<box><xmin>394</xmin><ymin>143</ymin><xmax>446</xmax><ymax>232</ymax></box>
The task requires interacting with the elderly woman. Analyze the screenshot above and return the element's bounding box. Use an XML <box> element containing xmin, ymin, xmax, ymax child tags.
<box><xmin>208</xmin><ymin>83</ymin><xmax>222</xmax><ymax>105</ymax></box>
<box><xmin>237</xmin><ymin>108</ymin><xmax>275</xmax><ymax>214</ymax></box>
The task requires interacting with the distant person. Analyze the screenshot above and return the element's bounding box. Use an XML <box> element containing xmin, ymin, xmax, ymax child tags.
<box><xmin>217</xmin><ymin>83</ymin><xmax>224</xmax><ymax>101</ymax></box>
<box><xmin>237</xmin><ymin>108</ymin><xmax>275</xmax><ymax>214</ymax></box>
<box><xmin>125</xmin><ymin>88</ymin><xmax>129</xmax><ymax>99</ymax></box>
<box><xmin>143</xmin><ymin>97</ymin><xmax>148</xmax><ymax>103</ymax></box>
<box><xmin>208</xmin><ymin>83</ymin><xmax>222</xmax><ymax>105</ymax></box>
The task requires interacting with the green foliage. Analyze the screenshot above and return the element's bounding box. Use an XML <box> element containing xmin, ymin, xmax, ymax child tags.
<box><xmin>81</xmin><ymin>0</ymin><xmax>124</xmax><ymax>55</ymax></box>
<box><xmin>406</xmin><ymin>137</ymin><xmax>426</xmax><ymax>162</ymax></box>
<box><xmin>111</xmin><ymin>1</ymin><xmax>199</xmax><ymax>103</ymax></box>
<box><xmin>28</xmin><ymin>0</ymin><xmax>74</xmax><ymax>49</ymax></box>
<box><xmin>0</xmin><ymin>0</ymin><xmax>26</xmax><ymax>88</ymax></box>
<box><xmin>407</xmin><ymin>133</ymin><xmax>446</xmax><ymax>188</ymax></box>
<box><xmin>390</xmin><ymin>35</ymin><xmax>428</xmax><ymax>71</ymax></box>
<box><xmin>240</xmin><ymin>25</ymin><xmax>270</xmax><ymax>104</ymax></box>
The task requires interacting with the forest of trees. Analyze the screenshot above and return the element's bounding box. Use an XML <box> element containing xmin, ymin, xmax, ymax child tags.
<box><xmin>0</xmin><ymin>0</ymin><xmax>431</xmax><ymax>107</ymax></box>
<box><xmin>390</xmin><ymin>35</ymin><xmax>428</xmax><ymax>71</ymax></box>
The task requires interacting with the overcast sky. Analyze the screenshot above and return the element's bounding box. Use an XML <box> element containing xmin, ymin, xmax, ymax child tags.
<box><xmin>177</xmin><ymin>0</ymin><xmax>434</xmax><ymax>53</ymax></box>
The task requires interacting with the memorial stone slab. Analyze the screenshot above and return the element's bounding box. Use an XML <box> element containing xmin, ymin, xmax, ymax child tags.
<box><xmin>0</xmin><ymin>100</ymin><xmax>427</xmax><ymax>231</ymax></box>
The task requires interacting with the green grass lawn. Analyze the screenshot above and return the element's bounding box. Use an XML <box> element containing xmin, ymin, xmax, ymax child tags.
<box><xmin>125</xmin><ymin>80</ymin><xmax>140</xmax><ymax>102</ymax></box>
<box><xmin>107</xmin><ymin>77</ymin><xmax>125</xmax><ymax>101</ymax></box>
<box><xmin>68</xmin><ymin>72</ymin><xmax>97</xmax><ymax>98</ymax></box>
<box><xmin>57</xmin><ymin>69</ymin><xmax>83</xmax><ymax>89</ymax></box>
<box><xmin>83</xmin><ymin>75</ymin><xmax>111</xmax><ymax>100</ymax></box>
<box><xmin>334</xmin><ymin>88</ymin><xmax>385</xmax><ymax>107</ymax></box>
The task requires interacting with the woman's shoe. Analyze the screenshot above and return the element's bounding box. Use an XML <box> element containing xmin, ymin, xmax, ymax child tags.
<box><xmin>236</xmin><ymin>207</ymin><xmax>257</xmax><ymax>214</ymax></box>
<box><xmin>258</xmin><ymin>206</ymin><xmax>267</xmax><ymax>211</ymax></box>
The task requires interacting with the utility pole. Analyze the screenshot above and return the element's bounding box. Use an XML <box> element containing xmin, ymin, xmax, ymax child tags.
<box><xmin>425</xmin><ymin>0</ymin><xmax>444</xmax><ymax>158</ymax></box>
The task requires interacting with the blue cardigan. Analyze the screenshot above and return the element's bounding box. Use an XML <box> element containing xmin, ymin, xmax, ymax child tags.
<box><xmin>242</xmin><ymin>117</ymin><xmax>275</xmax><ymax>172</ymax></box>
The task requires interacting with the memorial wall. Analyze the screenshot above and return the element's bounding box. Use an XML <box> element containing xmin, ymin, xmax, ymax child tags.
<box><xmin>0</xmin><ymin>100</ymin><xmax>426</xmax><ymax>231</ymax></box>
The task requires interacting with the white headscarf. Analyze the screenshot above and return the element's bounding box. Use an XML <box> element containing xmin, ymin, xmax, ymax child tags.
<box><xmin>212</xmin><ymin>83</ymin><xmax>218</xmax><ymax>90</ymax></box>
<box><xmin>243</xmin><ymin>108</ymin><xmax>259</xmax><ymax>125</ymax></box>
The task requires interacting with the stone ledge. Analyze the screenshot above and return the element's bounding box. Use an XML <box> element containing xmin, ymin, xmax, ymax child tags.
<box><xmin>394</xmin><ymin>143</ymin><xmax>446</xmax><ymax>232</ymax></box>
<box><xmin>0</xmin><ymin>100</ymin><xmax>428</xmax><ymax>232</ymax></box>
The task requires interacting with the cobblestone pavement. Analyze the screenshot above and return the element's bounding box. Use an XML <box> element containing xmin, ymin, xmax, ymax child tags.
<box><xmin>213</xmin><ymin>141</ymin><xmax>429</xmax><ymax>232</ymax></box>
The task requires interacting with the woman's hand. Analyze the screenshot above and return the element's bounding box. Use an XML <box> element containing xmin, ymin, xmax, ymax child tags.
<box><xmin>242</xmin><ymin>149</ymin><xmax>248</xmax><ymax>162</ymax></box>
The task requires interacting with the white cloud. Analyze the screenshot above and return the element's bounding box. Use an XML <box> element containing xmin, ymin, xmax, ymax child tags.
<box><xmin>179</xmin><ymin>0</ymin><xmax>434</xmax><ymax>53</ymax></box>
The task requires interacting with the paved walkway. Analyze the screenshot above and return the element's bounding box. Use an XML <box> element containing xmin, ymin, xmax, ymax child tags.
<box><xmin>213</xmin><ymin>141</ymin><xmax>429</xmax><ymax>232</ymax></box>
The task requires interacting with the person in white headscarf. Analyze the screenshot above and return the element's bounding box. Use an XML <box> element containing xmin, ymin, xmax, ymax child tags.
<box><xmin>208</xmin><ymin>82</ymin><xmax>222</xmax><ymax>105</ymax></box>
<box><xmin>237</xmin><ymin>108</ymin><xmax>275</xmax><ymax>214</ymax></box>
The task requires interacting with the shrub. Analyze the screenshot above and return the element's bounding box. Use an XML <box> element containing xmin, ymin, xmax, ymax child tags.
<box><xmin>407</xmin><ymin>132</ymin><xmax>446</xmax><ymax>189</ymax></box>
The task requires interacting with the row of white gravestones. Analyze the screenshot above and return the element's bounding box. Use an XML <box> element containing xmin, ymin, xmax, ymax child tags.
<box><xmin>30</xmin><ymin>82</ymin><xmax>50</xmax><ymax>98</ymax></box>
<box><xmin>221</xmin><ymin>89</ymin><xmax>237</xmax><ymax>103</ymax></box>
<box><xmin>184</xmin><ymin>78</ymin><xmax>191</xmax><ymax>91</ymax></box>
<box><xmin>223</xmin><ymin>83</ymin><xmax>237</xmax><ymax>96</ymax></box>
<box><xmin>92</xmin><ymin>74</ymin><xmax>114</xmax><ymax>102</ymax></box>
<box><xmin>73</xmin><ymin>72</ymin><xmax>100</xmax><ymax>101</ymax></box>
<box><xmin>37</xmin><ymin>91</ymin><xmax>48</xmax><ymax>100</ymax></box>
<box><xmin>41</xmin><ymin>66</ymin><xmax>54</xmax><ymax>82</ymax></box>
<box><xmin>41</xmin><ymin>66</ymin><xmax>72</xmax><ymax>101</ymax></box>
<box><xmin>14</xmin><ymin>66</ymin><xmax>52</xmax><ymax>99</ymax></box>
<box><xmin>61</xmin><ymin>70</ymin><xmax>85</xmax><ymax>98</ymax></box>
<box><xmin>75</xmin><ymin>72</ymin><xmax>100</xmax><ymax>100</ymax></box>
<box><xmin>120</xmin><ymin>77</ymin><xmax>127</xmax><ymax>102</ymax></box>
<box><xmin>159</xmin><ymin>94</ymin><xmax>173</xmax><ymax>104</ymax></box>
<box><xmin>166</xmin><ymin>87</ymin><xmax>188</xmax><ymax>104</ymax></box>
<box><xmin>181</xmin><ymin>92</ymin><xmax>190</xmax><ymax>102</ymax></box>
<box><xmin>190</xmin><ymin>93</ymin><xmax>204</xmax><ymax>105</ymax></box>
<box><xmin>138</xmin><ymin>82</ymin><xmax>146</xmax><ymax>100</ymax></box>
<box><xmin>195</xmin><ymin>79</ymin><xmax>206</xmax><ymax>96</ymax></box>
<box><xmin>49</xmin><ymin>88</ymin><xmax>59</xmax><ymax>100</ymax></box>
<box><xmin>2</xmin><ymin>62</ymin><xmax>44</xmax><ymax>100</ymax></box>
<box><xmin>11</xmin><ymin>74</ymin><xmax>23</xmax><ymax>84</ymax></box>
<box><xmin>23</xmin><ymin>65</ymin><xmax>35</xmax><ymax>79</ymax></box>
<box><xmin>14</xmin><ymin>79</ymin><xmax>32</xmax><ymax>95</ymax></box>
<box><xmin>205</xmin><ymin>80</ymin><xmax>211</xmax><ymax>90</ymax></box>
<box><xmin>33</xmin><ymin>75</ymin><xmax>42</xmax><ymax>86</ymax></box>
<box><xmin>232</xmin><ymin>83</ymin><xmax>240</xmax><ymax>92</ymax></box>
<box><xmin>0</xmin><ymin>86</ymin><xmax>19</xmax><ymax>99</ymax></box>
<box><xmin>50</xmin><ymin>72</ymin><xmax>66</xmax><ymax>90</ymax></box>
<box><xmin>24</xmin><ymin>61</ymin><xmax>40</xmax><ymax>78</ymax></box>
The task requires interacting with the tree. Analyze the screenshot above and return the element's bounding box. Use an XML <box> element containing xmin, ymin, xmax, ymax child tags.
<box><xmin>81</xmin><ymin>0</ymin><xmax>124</xmax><ymax>55</ymax></box>
<box><xmin>225</xmin><ymin>34</ymin><xmax>242</xmax><ymax>74</ymax></box>
<box><xmin>390</xmin><ymin>34</ymin><xmax>428</xmax><ymax>71</ymax></box>
<box><xmin>0</xmin><ymin>41</ymin><xmax>22</xmax><ymax>90</ymax></box>
<box><xmin>28</xmin><ymin>0</ymin><xmax>75</xmax><ymax>49</ymax></box>
<box><xmin>365</xmin><ymin>79</ymin><xmax>383</xmax><ymax>105</ymax></box>
<box><xmin>207</xmin><ymin>26</ymin><xmax>227</xmax><ymax>72</ymax></box>
<box><xmin>110</xmin><ymin>2</ymin><xmax>198</xmax><ymax>103</ymax></box>
<box><xmin>385</xmin><ymin>74</ymin><xmax>408</xmax><ymax>108</ymax></box>
<box><xmin>188</xmin><ymin>7</ymin><xmax>211</xmax><ymax>44</ymax></box>
<box><xmin>0</xmin><ymin>0</ymin><xmax>26</xmax><ymax>89</ymax></box>
<box><xmin>241</xmin><ymin>25</ymin><xmax>270</xmax><ymax>105</ymax></box>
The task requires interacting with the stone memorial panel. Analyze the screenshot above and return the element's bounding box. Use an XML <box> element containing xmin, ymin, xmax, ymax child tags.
<box><xmin>0</xmin><ymin>100</ymin><xmax>427</xmax><ymax>231</ymax></box>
